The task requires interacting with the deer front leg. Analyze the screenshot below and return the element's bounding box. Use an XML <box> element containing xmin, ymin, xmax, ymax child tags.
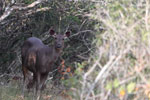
<box><xmin>33</xmin><ymin>72</ymin><xmax>41</xmax><ymax>100</ymax></box>
<box><xmin>40</xmin><ymin>73</ymin><xmax>48</xmax><ymax>90</ymax></box>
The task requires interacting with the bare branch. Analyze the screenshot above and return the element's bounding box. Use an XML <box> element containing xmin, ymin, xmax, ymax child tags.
<box><xmin>0</xmin><ymin>0</ymin><xmax>46</xmax><ymax>23</ymax></box>
<box><xmin>0</xmin><ymin>7</ymin><xmax>13</xmax><ymax>22</ymax></box>
<box><xmin>85</xmin><ymin>46</ymin><xmax>131</xmax><ymax>100</ymax></box>
<box><xmin>13</xmin><ymin>0</ymin><xmax>44</xmax><ymax>10</ymax></box>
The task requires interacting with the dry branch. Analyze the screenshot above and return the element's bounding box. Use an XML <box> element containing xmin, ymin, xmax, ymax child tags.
<box><xmin>85</xmin><ymin>46</ymin><xmax>130</xmax><ymax>100</ymax></box>
<box><xmin>0</xmin><ymin>0</ymin><xmax>46</xmax><ymax>22</ymax></box>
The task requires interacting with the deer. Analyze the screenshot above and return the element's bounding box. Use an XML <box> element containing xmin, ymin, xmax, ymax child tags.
<box><xmin>21</xmin><ymin>28</ymin><xmax>70</xmax><ymax>100</ymax></box>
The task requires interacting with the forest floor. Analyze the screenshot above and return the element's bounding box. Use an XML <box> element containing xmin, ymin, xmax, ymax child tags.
<box><xmin>0</xmin><ymin>78</ymin><xmax>73</xmax><ymax>100</ymax></box>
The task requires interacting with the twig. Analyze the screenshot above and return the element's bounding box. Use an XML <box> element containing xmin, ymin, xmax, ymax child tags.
<box><xmin>70</xmin><ymin>30</ymin><xmax>94</xmax><ymax>38</ymax></box>
<box><xmin>145</xmin><ymin>0</ymin><xmax>149</xmax><ymax>31</ymax></box>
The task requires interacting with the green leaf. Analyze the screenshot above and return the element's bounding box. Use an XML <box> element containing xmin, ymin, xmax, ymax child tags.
<box><xmin>75</xmin><ymin>67</ymin><xmax>82</xmax><ymax>75</ymax></box>
<box><xmin>106</xmin><ymin>82</ymin><xmax>113</xmax><ymax>90</ymax></box>
<box><xmin>127</xmin><ymin>82</ymin><xmax>135</xmax><ymax>93</ymax></box>
<box><xmin>77</xmin><ymin>63</ymin><xmax>84</xmax><ymax>68</ymax></box>
<box><xmin>113</xmin><ymin>79</ymin><xmax>119</xmax><ymax>88</ymax></box>
<box><xmin>119</xmin><ymin>85</ymin><xmax>125</xmax><ymax>91</ymax></box>
<box><xmin>67</xmin><ymin>16</ymin><xmax>80</xmax><ymax>23</ymax></box>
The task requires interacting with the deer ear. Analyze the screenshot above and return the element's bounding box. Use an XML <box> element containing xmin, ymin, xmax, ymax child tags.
<box><xmin>49</xmin><ymin>29</ymin><xmax>55</xmax><ymax>35</ymax></box>
<box><xmin>65</xmin><ymin>31</ymin><xmax>71</xmax><ymax>37</ymax></box>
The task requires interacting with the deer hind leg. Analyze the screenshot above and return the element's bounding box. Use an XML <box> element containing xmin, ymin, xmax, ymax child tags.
<box><xmin>33</xmin><ymin>73</ymin><xmax>37</xmax><ymax>100</ymax></box>
<box><xmin>33</xmin><ymin>72</ymin><xmax>41</xmax><ymax>100</ymax></box>
<box><xmin>27</xmin><ymin>72</ymin><xmax>34</xmax><ymax>91</ymax></box>
<box><xmin>33</xmin><ymin>73</ymin><xmax>48</xmax><ymax>100</ymax></box>
<box><xmin>22</xmin><ymin>66</ymin><xmax>29</xmax><ymax>97</ymax></box>
<box><xmin>26</xmin><ymin>53</ymin><xmax>36</xmax><ymax>92</ymax></box>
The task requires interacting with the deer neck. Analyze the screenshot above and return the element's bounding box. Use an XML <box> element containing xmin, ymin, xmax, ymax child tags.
<box><xmin>52</xmin><ymin>45</ymin><xmax>62</xmax><ymax>57</ymax></box>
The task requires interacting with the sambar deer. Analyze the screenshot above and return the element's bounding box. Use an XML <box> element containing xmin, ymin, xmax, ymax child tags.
<box><xmin>21</xmin><ymin>28</ymin><xmax>70</xmax><ymax>100</ymax></box>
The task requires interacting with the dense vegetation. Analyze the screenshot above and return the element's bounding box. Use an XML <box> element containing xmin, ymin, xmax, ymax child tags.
<box><xmin>0</xmin><ymin>0</ymin><xmax>150</xmax><ymax>100</ymax></box>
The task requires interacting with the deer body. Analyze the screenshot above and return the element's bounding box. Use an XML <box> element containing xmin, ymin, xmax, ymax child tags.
<box><xmin>22</xmin><ymin>37</ymin><xmax>60</xmax><ymax>74</ymax></box>
<box><xmin>21</xmin><ymin>29</ymin><xmax>70</xmax><ymax>100</ymax></box>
